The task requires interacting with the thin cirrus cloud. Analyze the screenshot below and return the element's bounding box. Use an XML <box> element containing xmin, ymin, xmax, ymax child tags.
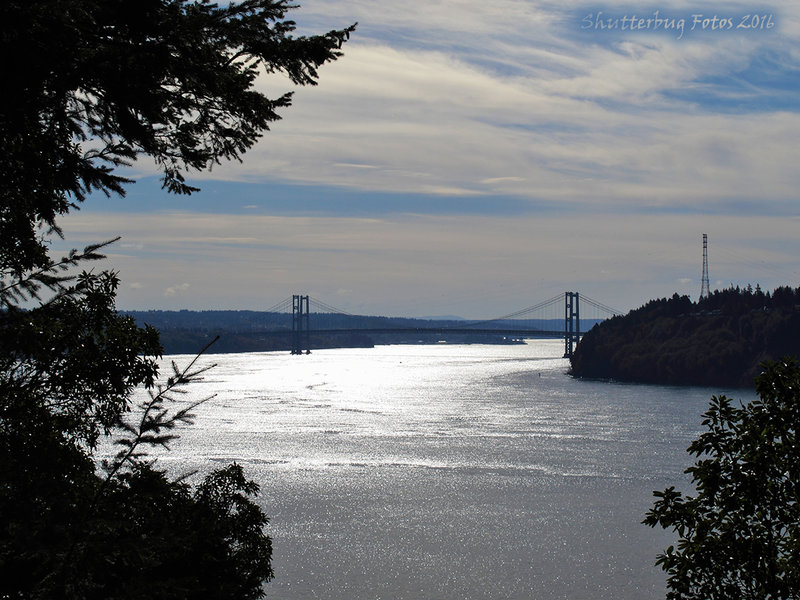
<box><xmin>200</xmin><ymin>1</ymin><xmax>800</xmax><ymax>212</ymax></box>
<box><xmin>68</xmin><ymin>0</ymin><xmax>800</xmax><ymax>315</ymax></box>
<box><xmin>61</xmin><ymin>208</ymin><xmax>800</xmax><ymax>316</ymax></box>
<box><xmin>118</xmin><ymin>0</ymin><xmax>800</xmax><ymax>212</ymax></box>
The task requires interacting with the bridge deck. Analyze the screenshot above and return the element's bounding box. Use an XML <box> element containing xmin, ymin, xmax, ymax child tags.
<box><xmin>303</xmin><ymin>327</ymin><xmax>568</xmax><ymax>336</ymax></box>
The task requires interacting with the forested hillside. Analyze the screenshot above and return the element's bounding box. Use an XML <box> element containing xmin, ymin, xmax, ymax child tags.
<box><xmin>125</xmin><ymin>310</ymin><xmax>538</xmax><ymax>354</ymax></box>
<box><xmin>570</xmin><ymin>285</ymin><xmax>800</xmax><ymax>388</ymax></box>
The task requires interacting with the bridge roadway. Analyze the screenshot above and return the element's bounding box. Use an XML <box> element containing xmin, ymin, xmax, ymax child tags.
<box><xmin>244</xmin><ymin>327</ymin><xmax>570</xmax><ymax>338</ymax></box>
<box><xmin>294</xmin><ymin>327</ymin><xmax>566</xmax><ymax>338</ymax></box>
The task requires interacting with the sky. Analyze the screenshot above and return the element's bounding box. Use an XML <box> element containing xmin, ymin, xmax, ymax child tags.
<box><xmin>59</xmin><ymin>0</ymin><xmax>800</xmax><ymax>319</ymax></box>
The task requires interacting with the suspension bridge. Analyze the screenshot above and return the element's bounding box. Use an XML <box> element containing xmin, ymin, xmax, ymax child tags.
<box><xmin>260</xmin><ymin>292</ymin><xmax>621</xmax><ymax>358</ymax></box>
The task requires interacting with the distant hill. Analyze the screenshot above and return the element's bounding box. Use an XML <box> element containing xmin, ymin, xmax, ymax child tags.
<box><xmin>570</xmin><ymin>285</ymin><xmax>800</xmax><ymax>388</ymax></box>
<box><xmin>124</xmin><ymin>310</ymin><xmax>560</xmax><ymax>355</ymax></box>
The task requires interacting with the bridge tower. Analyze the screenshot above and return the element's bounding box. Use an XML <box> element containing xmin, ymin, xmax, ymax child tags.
<box><xmin>291</xmin><ymin>294</ymin><xmax>310</xmax><ymax>355</ymax></box>
<box><xmin>564</xmin><ymin>292</ymin><xmax>580</xmax><ymax>359</ymax></box>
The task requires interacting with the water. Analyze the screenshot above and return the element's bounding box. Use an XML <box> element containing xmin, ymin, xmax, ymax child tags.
<box><xmin>139</xmin><ymin>340</ymin><xmax>755</xmax><ymax>600</ymax></box>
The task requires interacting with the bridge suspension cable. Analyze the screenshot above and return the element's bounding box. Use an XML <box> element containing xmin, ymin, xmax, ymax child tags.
<box><xmin>579</xmin><ymin>295</ymin><xmax>623</xmax><ymax>317</ymax></box>
<box><xmin>262</xmin><ymin>296</ymin><xmax>360</xmax><ymax>315</ymax></box>
<box><xmin>263</xmin><ymin>290</ymin><xmax>623</xmax><ymax>356</ymax></box>
<box><xmin>308</xmin><ymin>297</ymin><xmax>355</xmax><ymax>316</ymax></box>
<box><xmin>455</xmin><ymin>293</ymin><xmax>568</xmax><ymax>329</ymax></box>
<box><xmin>264</xmin><ymin>297</ymin><xmax>293</xmax><ymax>314</ymax></box>
<box><xmin>267</xmin><ymin>292</ymin><xmax>622</xmax><ymax>323</ymax></box>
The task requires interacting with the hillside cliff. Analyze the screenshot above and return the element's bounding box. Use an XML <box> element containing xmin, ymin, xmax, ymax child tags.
<box><xmin>570</xmin><ymin>286</ymin><xmax>800</xmax><ymax>388</ymax></box>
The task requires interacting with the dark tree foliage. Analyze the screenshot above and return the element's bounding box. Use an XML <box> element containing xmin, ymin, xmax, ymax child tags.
<box><xmin>0</xmin><ymin>0</ymin><xmax>355</xmax><ymax>274</ymax></box>
<box><xmin>570</xmin><ymin>286</ymin><xmax>800</xmax><ymax>387</ymax></box>
<box><xmin>1</xmin><ymin>270</ymin><xmax>162</xmax><ymax>448</ymax></box>
<box><xmin>0</xmin><ymin>1</ymin><xmax>354</xmax><ymax>597</ymax></box>
<box><xmin>644</xmin><ymin>358</ymin><xmax>800</xmax><ymax>599</ymax></box>
<box><xmin>1</xmin><ymin>263</ymin><xmax>277</xmax><ymax>599</ymax></box>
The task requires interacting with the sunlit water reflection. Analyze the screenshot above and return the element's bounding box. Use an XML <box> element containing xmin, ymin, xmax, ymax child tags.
<box><xmin>125</xmin><ymin>340</ymin><xmax>755</xmax><ymax>599</ymax></box>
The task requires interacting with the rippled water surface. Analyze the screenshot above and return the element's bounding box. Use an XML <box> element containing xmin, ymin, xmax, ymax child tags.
<box><xmin>141</xmin><ymin>340</ymin><xmax>755</xmax><ymax>599</ymax></box>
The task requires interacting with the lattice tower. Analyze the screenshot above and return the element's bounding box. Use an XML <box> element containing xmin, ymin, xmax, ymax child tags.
<box><xmin>700</xmin><ymin>233</ymin><xmax>710</xmax><ymax>300</ymax></box>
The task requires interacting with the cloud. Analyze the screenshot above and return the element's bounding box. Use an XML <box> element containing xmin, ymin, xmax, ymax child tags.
<box><xmin>164</xmin><ymin>283</ymin><xmax>191</xmax><ymax>297</ymax></box>
<box><xmin>120</xmin><ymin>1</ymin><xmax>799</xmax><ymax>218</ymax></box>
<box><xmin>186</xmin><ymin>29</ymin><xmax>797</xmax><ymax>213</ymax></box>
<box><xmin>481</xmin><ymin>177</ymin><xmax>526</xmax><ymax>185</ymax></box>
<box><xmin>120</xmin><ymin>242</ymin><xmax>144</xmax><ymax>250</ymax></box>
<box><xmin>73</xmin><ymin>1</ymin><xmax>800</xmax><ymax>314</ymax></box>
<box><xmin>59</xmin><ymin>210</ymin><xmax>800</xmax><ymax>316</ymax></box>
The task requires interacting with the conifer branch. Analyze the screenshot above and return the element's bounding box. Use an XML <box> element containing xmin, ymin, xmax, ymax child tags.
<box><xmin>99</xmin><ymin>335</ymin><xmax>221</xmax><ymax>490</ymax></box>
<box><xmin>0</xmin><ymin>238</ymin><xmax>120</xmax><ymax>307</ymax></box>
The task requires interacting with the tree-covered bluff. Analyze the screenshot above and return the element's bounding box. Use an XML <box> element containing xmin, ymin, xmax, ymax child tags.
<box><xmin>570</xmin><ymin>285</ymin><xmax>800</xmax><ymax>388</ymax></box>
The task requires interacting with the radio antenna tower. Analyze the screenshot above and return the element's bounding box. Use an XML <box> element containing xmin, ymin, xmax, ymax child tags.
<box><xmin>700</xmin><ymin>233</ymin><xmax>710</xmax><ymax>300</ymax></box>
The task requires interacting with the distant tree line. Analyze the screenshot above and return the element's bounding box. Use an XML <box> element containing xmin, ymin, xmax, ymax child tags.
<box><xmin>570</xmin><ymin>285</ymin><xmax>800</xmax><ymax>387</ymax></box>
<box><xmin>126</xmin><ymin>310</ymin><xmax>556</xmax><ymax>354</ymax></box>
